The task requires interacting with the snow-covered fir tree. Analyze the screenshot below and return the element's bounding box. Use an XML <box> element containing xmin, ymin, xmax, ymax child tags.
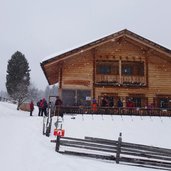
<box><xmin>6</xmin><ymin>51</ymin><xmax>30</xmax><ymax>110</ymax></box>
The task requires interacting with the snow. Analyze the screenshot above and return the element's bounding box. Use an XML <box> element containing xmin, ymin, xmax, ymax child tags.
<box><xmin>41</xmin><ymin>31</ymin><xmax>113</xmax><ymax>63</ymax></box>
<box><xmin>0</xmin><ymin>101</ymin><xmax>171</xmax><ymax>171</ymax></box>
<box><xmin>41</xmin><ymin>46</ymin><xmax>78</xmax><ymax>63</ymax></box>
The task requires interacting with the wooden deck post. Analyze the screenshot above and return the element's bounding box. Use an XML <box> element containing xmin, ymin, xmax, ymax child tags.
<box><xmin>116</xmin><ymin>132</ymin><xmax>122</xmax><ymax>164</ymax></box>
<box><xmin>55</xmin><ymin>135</ymin><xmax>61</xmax><ymax>152</ymax></box>
<box><xmin>119</xmin><ymin>59</ymin><xmax>122</xmax><ymax>84</ymax></box>
<box><xmin>92</xmin><ymin>49</ymin><xmax>96</xmax><ymax>99</ymax></box>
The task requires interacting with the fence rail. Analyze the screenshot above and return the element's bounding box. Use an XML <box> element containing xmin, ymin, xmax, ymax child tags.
<box><xmin>51</xmin><ymin>134</ymin><xmax>171</xmax><ymax>170</ymax></box>
<box><xmin>53</xmin><ymin>106</ymin><xmax>171</xmax><ymax>117</ymax></box>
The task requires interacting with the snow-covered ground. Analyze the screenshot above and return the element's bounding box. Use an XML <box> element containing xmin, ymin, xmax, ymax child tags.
<box><xmin>0</xmin><ymin>101</ymin><xmax>171</xmax><ymax>171</ymax></box>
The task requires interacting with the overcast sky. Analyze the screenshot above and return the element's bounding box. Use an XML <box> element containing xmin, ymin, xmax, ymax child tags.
<box><xmin>0</xmin><ymin>0</ymin><xmax>171</xmax><ymax>92</ymax></box>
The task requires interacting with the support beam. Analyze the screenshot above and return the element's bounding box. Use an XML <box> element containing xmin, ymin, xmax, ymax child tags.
<box><xmin>92</xmin><ymin>49</ymin><xmax>96</xmax><ymax>99</ymax></box>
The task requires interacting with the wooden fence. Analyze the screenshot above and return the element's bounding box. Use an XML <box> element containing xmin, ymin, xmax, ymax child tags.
<box><xmin>51</xmin><ymin>134</ymin><xmax>171</xmax><ymax>171</ymax></box>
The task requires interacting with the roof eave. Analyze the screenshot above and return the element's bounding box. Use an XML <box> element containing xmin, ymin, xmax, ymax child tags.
<box><xmin>40</xmin><ymin>63</ymin><xmax>51</xmax><ymax>85</ymax></box>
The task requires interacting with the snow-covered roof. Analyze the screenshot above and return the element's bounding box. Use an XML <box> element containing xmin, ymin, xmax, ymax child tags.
<box><xmin>41</xmin><ymin>32</ymin><xmax>112</xmax><ymax>63</ymax></box>
<box><xmin>41</xmin><ymin>44</ymin><xmax>85</xmax><ymax>63</ymax></box>
<box><xmin>41</xmin><ymin>29</ymin><xmax>171</xmax><ymax>85</ymax></box>
<box><xmin>41</xmin><ymin>29</ymin><xmax>171</xmax><ymax>64</ymax></box>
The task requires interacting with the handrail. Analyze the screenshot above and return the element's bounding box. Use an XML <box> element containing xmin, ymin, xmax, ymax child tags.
<box><xmin>52</xmin><ymin>106</ymin><xmax>171</xmax><ymax>116</ymax></box>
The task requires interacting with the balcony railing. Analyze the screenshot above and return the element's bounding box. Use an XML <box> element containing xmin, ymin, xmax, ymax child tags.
<box><xmin>95</xmin><ymin>74</ymin><xmax>146</xmax><ymax>87</ymax></box>
<box><xmin>121</xmin><ymin>75</ymin><xmax>146</xmax><ymax>86</ymax></box>
<box><xmin>53</xmin><ymin>106</ymin><xmax>171</xmax><ymax>117</ymax></box>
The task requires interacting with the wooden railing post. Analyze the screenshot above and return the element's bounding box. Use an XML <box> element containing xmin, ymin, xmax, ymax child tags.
<box><xmin>55</xmin><ymin>135</ymin><xmax>61</xmax><ymax>152</ymax></box>
<box><xmin>116</xmin><ymin>132</ymin><xmax>122</xmax><ymax>164</ymax></box>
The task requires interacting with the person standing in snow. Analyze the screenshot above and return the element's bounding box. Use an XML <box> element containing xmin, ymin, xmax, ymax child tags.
<box><xmin>40</xmin><ymin>98</ymin><xmax>48</xmax><ymax>117</ymax></box>
<box><xmin>55</xmin><ymin>96</ymin><xmax>63</xmax><ymax>117</ymax></box>
<box><xmin>29</xmin><ymin>101</ymin><xmax>34</xmax><ymax>116</ymax></box>
<box><xmin>37</xmin><ymin>99</ymin><xmax>42</xmax><ymax>116</ymax></box>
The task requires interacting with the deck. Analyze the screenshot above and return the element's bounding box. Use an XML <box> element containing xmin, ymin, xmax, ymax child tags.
<box><xmin>53</xmin><ymin>106</ymin><xmax>171</xmax><ymax>117</ymax></box>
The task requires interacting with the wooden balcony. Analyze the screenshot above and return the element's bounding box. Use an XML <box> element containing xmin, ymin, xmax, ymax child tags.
<box><xmin>95</xmin><ymin>74</ymin><xmax>120</xmax><ymax>86</ymax></box>
<box><xmin>121</xmin><ymin>75</ymin><xmax>146</xmax><ymax>87</ymax></box>
<box><xmin>95</xmin><ymin>74</ymin><xmax>146</xmax><ymax>87</ymax></box>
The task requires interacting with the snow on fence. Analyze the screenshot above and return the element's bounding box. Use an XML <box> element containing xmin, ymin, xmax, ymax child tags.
<box><xmin>51</xmin><ymin>133</ymin><xmax>171</xmax><ymax>171</ymax></box>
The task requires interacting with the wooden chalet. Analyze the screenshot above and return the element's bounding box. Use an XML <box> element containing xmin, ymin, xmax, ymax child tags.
<box><xmin>41</xmin><ymin>29</ymin><xmax>171</xmax><ymax>114</ymax></box>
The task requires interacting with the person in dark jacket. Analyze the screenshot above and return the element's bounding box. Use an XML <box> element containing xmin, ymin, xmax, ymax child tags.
<box><xmin>117</xmin><ymin>99</ymin><xmax>123</xmax><ymax>108</ymax></box>
<box><xmin>37</xmin><ymin>99</ymin><xmax>42</xmax><ymax>116</ymax></box>
<box><xmin>40</xmin><ymin>98</ymin><xmax>48</xmax><ymax>116</ymax></box>
<box><xmin>101</xmin><ymin>96</ymin><xmax>108</xmax><ymax>107</ymax></box>
<box><xmin>117</xmin><ymin>98</ymin><xmax>123</xmax><ymax>114</ymax></box>
<box><xmin>55</xmin><ymin>96</ymin><xmax>63</xmax><ymax>117</ymax></box>
<box><xmin>30</xmin><ymin>101</ymin><xmax>34</xmax><ymax>116</ymax></box>
<box><xmin>55</xmin><ymin>96</ymin><xmax>63</xmax><ymax>106</ymax></box>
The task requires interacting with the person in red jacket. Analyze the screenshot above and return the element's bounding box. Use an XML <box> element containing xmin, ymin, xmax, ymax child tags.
<box><xmin>30</xmin><ymin>101</ymin><xmax>34</xmax><ymax>116</ymax></box>
<box><xmin>40</xmin><ymin>98</ymin><xmax>48</xmax><ymax>117</ymax></box>
<box><xmin>91</xmin><ymin>99</ymin><xmax>98</xmax><ymax>113</ymax></box>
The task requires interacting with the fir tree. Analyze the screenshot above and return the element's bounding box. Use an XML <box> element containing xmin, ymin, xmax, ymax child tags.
<box><xmin>6</xmin><ymin>51</ymin><xmax>30</xmax><ymax>110</ymax></box>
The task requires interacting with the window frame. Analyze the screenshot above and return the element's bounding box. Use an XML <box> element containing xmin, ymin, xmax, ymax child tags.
<box><xmin>122</xmin><ymin>61</ymin><xmax>144</xmax><ymax>76</ymax></box>
<box><xmin>96</xmin><ymin>60</ymin><xmax>119</xmax><ymax>75</ymax></box>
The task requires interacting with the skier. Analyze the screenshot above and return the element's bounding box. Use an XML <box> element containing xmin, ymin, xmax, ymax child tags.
<box><xmin>29</xmin><ymin>101</ymin><xmax>34</xmax><ymax>116</ymax></box>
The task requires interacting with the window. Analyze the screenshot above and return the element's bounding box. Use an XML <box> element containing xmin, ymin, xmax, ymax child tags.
<box><xmin>62</xmin><ymin>89</ymin><xmax>75</xmax><ymax>106</ymax></box>
<box><xmin>98</xmin><ymin>65</ymin><xmax>111</xmax><ymax>74</ymax></box>
<box><xmin>122</xmin><ymin>65</ymin><xmax>132</xmax><ymax>75</ymax></box>
<box><xmin>96</xmin><ymin>61</ymin><xmax>119</xmax><ymax>75</ymax></box>
<box><xmin>159</xmin><ymin>98</ymin><xmax>169</xmax><ymax>108</ymax></box>
<box><xmin>134</xmin><ymin>63</ymin><xmax>144</xmax><ymax>76</ymax></box>
<box><xmin>62</xmin><ymin>89</ymin><xmax>91</xmax><ymax>106</ymax></box>
<box><xmin>77</xmin><ymin>90</ymin><xmax>91</xmax><ymax>106</ymax></box>
<box><xmin>122</xmin><ymin>62</ymin><xmax>144</xmax><ymax>76</ymax></box>
<box><xmin>126</xmin><ymin>94</ymin><xmax>146</xmax><ymax>107</ymax></box>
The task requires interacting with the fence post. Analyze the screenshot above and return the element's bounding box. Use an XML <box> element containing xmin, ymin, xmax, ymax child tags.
<box><xmin>55</xmin><ymin>135</ymin><xmax>61</xmax><ymax>152</ymax></box>
<box><xmin>116</xmin><ymin>132</ymin><xmax>122</xmax><ymax>164</ymax></box>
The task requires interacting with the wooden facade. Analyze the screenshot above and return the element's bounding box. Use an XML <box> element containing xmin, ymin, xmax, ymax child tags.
<box><xmin>41</xmin><ymin>29</ymin><xmax>171</xmax><ymax>109</ymax></box>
